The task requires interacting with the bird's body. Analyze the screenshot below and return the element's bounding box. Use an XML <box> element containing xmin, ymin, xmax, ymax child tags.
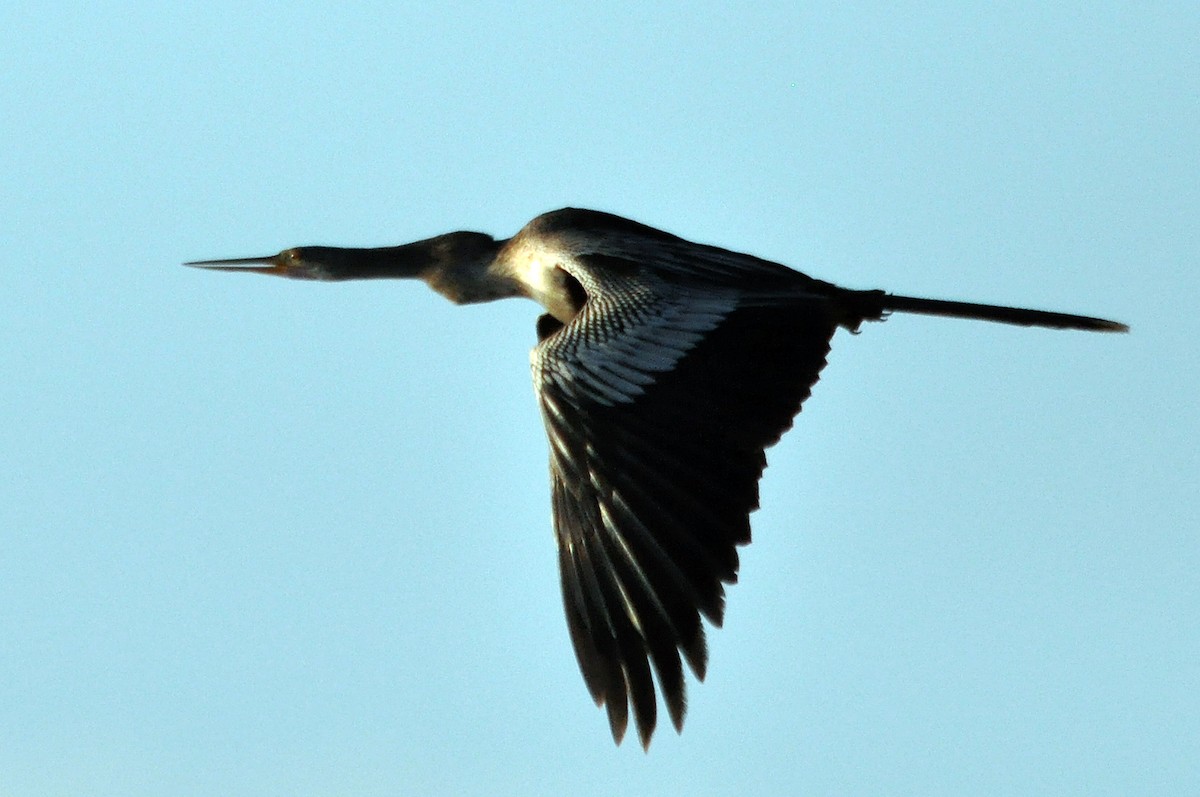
<box><xmin>188</xmin><ymin>207</ymin><xmax>1125</xmax><ymax>748</ymax></box>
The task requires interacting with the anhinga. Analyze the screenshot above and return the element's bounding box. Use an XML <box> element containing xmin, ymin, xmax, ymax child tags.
<box><xmin>187</xmin><ymin>207</ymin><xmax>1126</xmax><ymax>749</ymax></box>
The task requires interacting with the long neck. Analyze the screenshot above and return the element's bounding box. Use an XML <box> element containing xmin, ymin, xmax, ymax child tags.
<box><xmin>317</xmin><ymin>232</ymin><xmax>520</xmax><ymax>305</ymax></box>
<box><xmin>412</xmin><ymin>232</ymin><xmax>521</xmax><ymax>305</ymax></box>
<box><xmin>315</xmin><ymin>232</ymin><xmax>492</xmax><ymax>278</ymax></box>
<box><xmin>325</xmin><ymin>243</ymin><xmax>437</xmax><ymax>280</ymax></box>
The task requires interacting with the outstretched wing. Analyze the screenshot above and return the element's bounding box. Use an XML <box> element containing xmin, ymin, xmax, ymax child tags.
<box><xmin>531</xmin><ymin>273</ymin><xmax>839</xmax><ymax>748</ymax></box>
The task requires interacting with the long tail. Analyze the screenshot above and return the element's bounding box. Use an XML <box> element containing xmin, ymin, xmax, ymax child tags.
<box><xmin>861</xmin><ymin>291</ymin><xmax>1128</xmax><ymax>332</ymax></box>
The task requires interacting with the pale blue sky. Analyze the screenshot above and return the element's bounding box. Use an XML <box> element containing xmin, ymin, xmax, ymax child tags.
<box><xmin>2</xmin><ymin>3</ymin><xmax>1196</xmax><ymax>795</ymax></box>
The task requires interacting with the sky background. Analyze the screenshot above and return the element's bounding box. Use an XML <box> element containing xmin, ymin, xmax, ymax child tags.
<box><xmin>2</xmin><ymin>3</ymin><xmax>1196</xmax><ymax>795</ymax></box>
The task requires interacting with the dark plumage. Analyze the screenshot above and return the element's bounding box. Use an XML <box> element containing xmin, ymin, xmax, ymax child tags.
<box><xmin>187</xmin><ymin>208</ymin><xmax>1126</xmax><ymax>748</ymax></box>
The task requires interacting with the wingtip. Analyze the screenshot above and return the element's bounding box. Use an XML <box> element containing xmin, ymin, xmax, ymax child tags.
<box><xmin>606</xmin><ymin>701</ymin><xmax>628</xmax><ymax>747</ymax></box>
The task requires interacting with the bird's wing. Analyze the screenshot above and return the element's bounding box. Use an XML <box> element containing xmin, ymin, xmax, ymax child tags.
<box><xmin>531</xmin><ymin>275</ymin><xmax>838</xmax><ymax>748</ymax></box>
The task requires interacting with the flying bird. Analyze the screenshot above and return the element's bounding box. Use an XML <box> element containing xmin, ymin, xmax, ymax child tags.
<box><xmin>187</xmin><ymin>207</ymin><xmax>1126</xmax><ymax>748</ymax></box>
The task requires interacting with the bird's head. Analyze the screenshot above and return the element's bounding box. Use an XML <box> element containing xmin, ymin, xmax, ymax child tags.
<box><xmin>184</xmin><ymin>246</ymin><xmax>353</xmax><ymax>281</ymax></box>
<box><xmin>185</xmin><ymin>234</ymin><xmax>498</xmax><ymax>283</ymax></box>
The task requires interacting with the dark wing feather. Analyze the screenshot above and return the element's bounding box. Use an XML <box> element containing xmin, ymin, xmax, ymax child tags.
<box><xmin>532</xmin><ymin>276</ymin><xmax>839</xmax><ymax>747</ymax></box>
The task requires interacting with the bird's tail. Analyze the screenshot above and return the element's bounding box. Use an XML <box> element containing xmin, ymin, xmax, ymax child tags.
<box><xmin>848</xmin><ymin>290</ymin><xmax>1128</xmax><ymax>333</ymax></box>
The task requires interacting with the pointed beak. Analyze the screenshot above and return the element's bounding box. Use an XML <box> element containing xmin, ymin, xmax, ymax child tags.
<box><xmin>183</xmin><ymin>254</ymin><xmax>287</xmax><ymax>276</ymax></box>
